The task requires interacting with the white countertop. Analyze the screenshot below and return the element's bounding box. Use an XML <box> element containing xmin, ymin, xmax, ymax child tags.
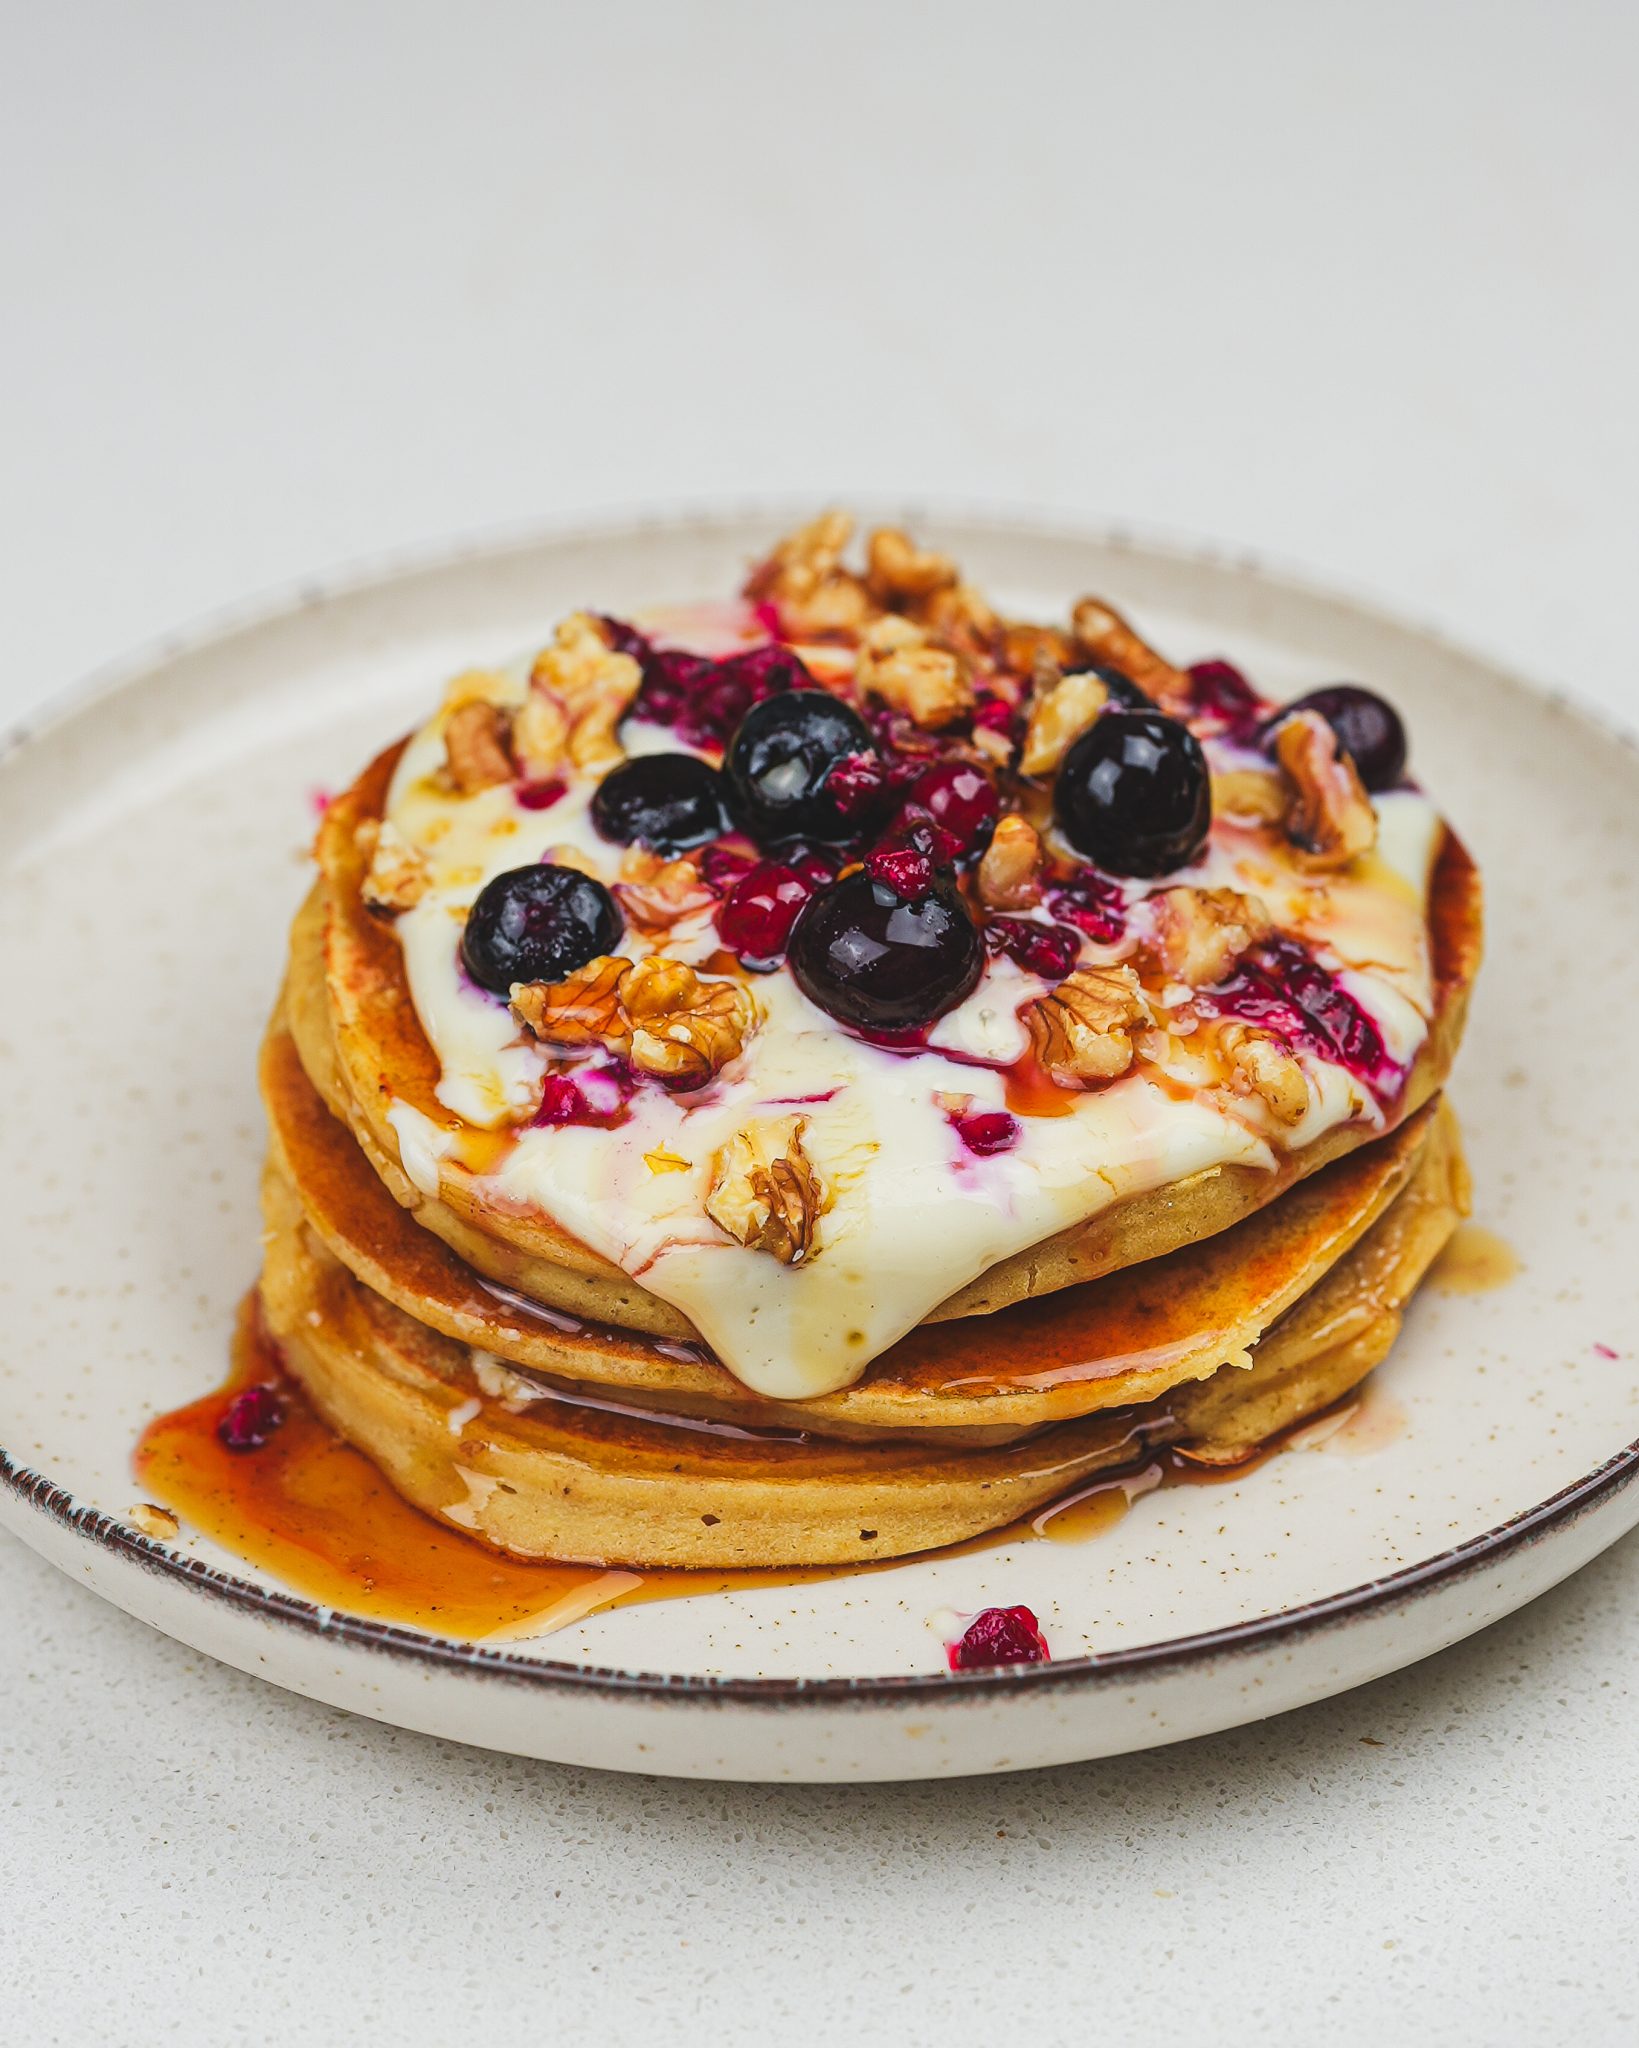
<box><xmin>3</xmin><ymin>3</ymin><xmax>1635</xmax><ymax>2038</ymax></box>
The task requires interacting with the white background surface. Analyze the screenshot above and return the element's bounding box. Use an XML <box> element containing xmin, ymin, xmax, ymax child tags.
<box><xmin>2</xmin><ymin>3</ymin><xmax>1635</xmax><ymax>2040</ymax></box>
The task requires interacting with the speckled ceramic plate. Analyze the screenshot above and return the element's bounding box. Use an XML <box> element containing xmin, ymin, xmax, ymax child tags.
<box><xmin>3</xmin><ymin>509</ymin><xmax>1637</xmax><ymax>1782</ymax></box>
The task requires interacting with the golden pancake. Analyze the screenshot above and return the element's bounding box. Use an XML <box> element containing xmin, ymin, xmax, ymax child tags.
<box><xmin>257</xmin><ymin>1100</ymin><xmax>1468</xmax><ymax>1568</ymax></box>
<box><xmin>264</xmin><ymin>991</ymin><xmax>1454</xmax><ymax>1436</ymax></box>
<box><xmin>306</xmin><ymin>759</ymin><xmax>1479</xmax><ymax>1362</ymax></box>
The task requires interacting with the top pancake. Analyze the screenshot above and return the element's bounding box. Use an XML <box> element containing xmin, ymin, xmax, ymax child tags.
<box><xmin>310</xmin><ymin>751</ymin><xmax>1478</xmax><ymax>1365</ymax></box>
<box><xmin>303</xmin><ymin>523</ymin><xmax>1481</xmax><ymax>1400</ymax></box>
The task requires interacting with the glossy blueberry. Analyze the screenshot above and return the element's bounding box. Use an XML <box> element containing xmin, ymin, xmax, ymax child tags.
<box><xmin>725</xmin><ymin>691</ymin><xmax>876</xmax><ymax>844</ymax></box>
<box><xmin>1266</xmin><ymin>685</ymin><xmax>1408</xmax><ymax>792</ymax></box>
<box><xmin>460</xmin><ymin>863</ymin><xmax>624</xmax><ymax>995</ymax></box>
<box><xmin>589</xmin><ymin>752</ymin><xmax>729</xmax><ymax>853</ymax></box>
<box><xmin>788</xmin><ymin>869</ymin><xmax>983</xmax><ymax>1032</ymax></box>
<box><xmin>1053</xmin><ymin>708</ymin><xmax>1211</xmax><ymax>877</ymax></box>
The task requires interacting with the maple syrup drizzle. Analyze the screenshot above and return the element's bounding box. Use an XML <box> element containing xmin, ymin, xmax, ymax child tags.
<box><xmin>132</xmin><ymin>1295</ymin><xmax>1369</xmax><ymax>1644</ymax></box>
<box><xmin>1429</xmin><ymin>1223</ymin><xmax>1520</xmax><ymax>1295</ymax></box>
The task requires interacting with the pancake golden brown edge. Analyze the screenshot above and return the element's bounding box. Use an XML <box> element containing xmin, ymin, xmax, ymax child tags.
<box><xmin>263</xmin><ymin>996</ymin><xmax>1445</xmax><ymax>1437</ymax></box>
<box><xmin>258</xmin><ymin>1099</ymin><xmax>1468</xmax><ymax>1568</ymax></box>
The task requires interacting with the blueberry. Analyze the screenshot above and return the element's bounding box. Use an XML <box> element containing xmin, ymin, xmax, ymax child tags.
<box><xmin>788</xmin><ymin>869</ymin><xmax>983</xmax><ymax>1032</ymax></box>
<box><xmin>725</xmin><ymin>691</ymin><xmax>876</xmax><ymax>844</ymax></box>
<box><xmin>460</xmin><ymin>863</ymin><xmax>624</xmax><ymax>995</ymax></box>
<box><xmin>1054</xmin><ymin>708</ymin><xmax>1211</xmax><ymax>877</ymax></box>
<box><xmin>589</xmin><ymin>752</ymin><xmax>728</xmax><ymax>853</ymax></box>
<box><xmin>1267</xmin><ymin>685</ymin><xmax>1407</xmax><ymax>792</ymax></box>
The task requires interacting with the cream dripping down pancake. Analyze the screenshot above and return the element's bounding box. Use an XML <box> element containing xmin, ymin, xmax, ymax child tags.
<box><xmin>344</xmin><ymin>514</ymin><xmax>1476</xmax><ymax>1402</ymax></box>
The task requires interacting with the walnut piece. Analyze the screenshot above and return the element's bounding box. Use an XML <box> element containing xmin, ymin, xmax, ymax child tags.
<box><xmin>529</xmin><ymin>612</ymin><xmax>643</xmax><ymax>774</ymax></box>
<box><xmin>128</xmin><ymin>1502</ymin><xmax>179</xmax><ymax>1541</ymax></box>
<box><xmin>917</xmin><ymin>580</ymin><xmax>999</xmax><ymax>658</ymax></box>
<box><xmin>615</xmin><ymin>850</ymin><xmax>716</xmax><ymax>932</ymax></box>
<box><xmin>509</xmin><ymin>955</ymin><xmax>628</xmax><ymax>1051</ymax></box>
<box><xmin>622</xmin><ymin>957</ymin><xmax>757</xmax><ymax>1087</ymax></box>
<box><xmin>1070</xmin><ymin>597</ymin><xmax>1191</xmax><ymax>711</ymax></box>
<box><xmin>1019</xmin><ymin>668</ymin><xmax>1109</xmax><ymax>777</ymax></box>
<box><xmin>511</xmin><ymin>955</ymin><xmax>756</xmax><ymax>1088</ymax></box>
<box><xmin>1211</xmin><ymin>767</ymin><xmax>1287</xmax><ymax>824</ymax></box>
<box><xmin>977</xmin><ymin>814</ymin><xmax>1045</xmax><ymax>910</ymax></box>
<box><xmin>744</xmin><ymin>511</ymin><xmax>872</xmax><ymax>637</ymax></box>
<box><xmin>705</xmin><ymin>1114</ymin><xmax>824</xmax><ymax>1264</ymax></box>
<box><xmin>854</xmin><ymin>615</ymin><xmax>973</xmax><ymax>728</ymax></box>
<box><xmin>1211</xmin><ymin>1020</ymin><xmax>1311</xmax><ymax>1126</ymax></box>
<box><xmin>360</xmin><ymin>819</ymin><xmax>431</xmax><ymax>917</ymax></box>
<box><xmin>1028</xmin><ymin>964</ymin><xmax>1148</xmax><ymax>1087</ymax></box>
<box><xmin>1146</xmin><ymin>886</ymin><xmax>1272</xmax><ymax>988</ymax></box>
<box><xmin>443</xmin><ymin>698</ymin><xmax>515</xmax><ymax>793</ymax></box>
<box><xmin>865</xmin><ymin>527</ymin><xmax>957</xmax><ymax>606</ymax></box>
<box><xmin>1273</xmin><ymin>710</ymin><xmax>1377</xmax><ymax>869</ymax></box>
<box><xmin>1000</xmin><ymin>621</ymin><xmax>1077</xmax><ymax>679</ymax></box>
<box><xmin>510</xmin><ymin>689</ymin><xmax>569</xmax><ymax>781</ymax></box>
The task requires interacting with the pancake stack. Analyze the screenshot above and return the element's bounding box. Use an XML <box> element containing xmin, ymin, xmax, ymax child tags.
<box><xmin>257</xmin><ymin>517</ymin><xmax>1482</xmax><ymax>1569</ymax></box>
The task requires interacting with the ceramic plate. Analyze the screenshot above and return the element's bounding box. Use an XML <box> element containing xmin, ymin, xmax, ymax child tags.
<box><xmin>3</xmin><ymin>509</ymin><xmax>1636</xmax><ymax>1782</ymax></box>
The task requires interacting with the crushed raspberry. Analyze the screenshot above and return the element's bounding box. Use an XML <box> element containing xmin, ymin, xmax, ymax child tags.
<box><xmin>217</xmin><ymin>1385</ymin><xmax>283</xmax><ymax>1452</ymax></box>
<box><xmin>1209</xmin><ymin>936</ymin><xmax>1396</xmax><ymax>1092</ymax></box>
<box><xmin>907</xmin><ymin>760</ymin><xmax>998</xmax><ymax>859</ymax></box>
<box><xmin>516</xmin><ymin>778</ymin><xmax>566</xmax><ymax>811</ymax></box>
<box><xmin>717</xmin><ymin>861</ymin><xmax>819</xmax><ymax>970</ymax></box>
<box><xmin>984</xmin><ymin>917</ymin><xmax>1081</xmax><ymax>982</ymax></box>
<box><xmin>532</xmin><ymin>1062</ymin><xmax>635</xmax><ymax>1128</ymax></box>
<box><xmin>1186</xmin><ymin>658</ymin><xmax>1266</xmax><ymax>736</ymax></box>
<box><xmin>971</xmin><ymin>692</ymin><xmax>1019</xmax><ymax>743</ymax></box>
<box><xmin>949</xmin><ymin>1605</ymin><xmax>1050</xmax><ymax>1670</ymax></box>
<box><xmin>950</xmin><ymin>1108</ymin><xmax>1020</xmax><ymax>1157</ymax></box>
<box><xmin>602</xmin><ymin>617</ymin><xmax>810</xmax><ymax>750</ymax></box>
<box><xmin>698</xmin><ymin>843</ymin><xmax>759</xmax><ymax>894</ymax></box>
<box><xmin>822</xmin><ymin>750</ymin><xmax>891</xmax><ymax>826</ymax></box>
<box><xmin>1048</xmin><ymin>870</ymin><xmax>1128</xmax><ymax>946</ymax></box>
<box><xmin>866</xmin><ymin>845</ymin><xmax>936</xmax><ymax>901</ymax></box>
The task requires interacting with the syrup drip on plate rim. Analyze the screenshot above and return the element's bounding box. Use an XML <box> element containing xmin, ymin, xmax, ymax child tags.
<box><xmin>130</xmin><ymin>1293</ymin><xmax>1397</xmax><ymax>1657</ymax></box>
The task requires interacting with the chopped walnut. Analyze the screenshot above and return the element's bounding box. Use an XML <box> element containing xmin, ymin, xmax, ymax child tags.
<box><xmin>510</xmin><ymin>689</ymin><xmax>569</xmax><ymax>781</ymax></box>
<box><xmin>509</xmin><ymin>954</ymin><xmax>629</xmax><ymax>1051</ymax></box>
<box><xmin>1069</xmin><ymin>597</ymin><xmax>1190</xmax><ymax>711</ymax></box>
<box><xmin>360</xmin><ymin>818</ymin><xmax>431</xmax><ymax>917</ymax></box>
<box><xmin>971</xmin><ymin>720</ymin><xmax>1016</xmax><ymax>768</ymax></box>
<box><xmin>744</xmin><ymin>511</ymin><xmax>872</xmax><ymax>637</ymax></box>
<box><xmin>1273</xmin><ymin>710</ymin><xmax>1377</xmax><ymax>869</ymax></box>
<box><xmin>1027</xmin><ymin>964</ymin><xmax>1148</xmax><ymax>1087</ymax></box>
<box><xmin>1146</xmin><ymin>886</ymin><xmax>1272</xmax><ymax>988</ymax></box>
<box><xmin>977</xmin><ymin>815</ymin><xmax>1045</xmax><ymax>910</ymax></box>
<box><xmin>622</xmin><ymin>957</ymin><xmax>757</xmax><ymax>1088</ymax></box>
<box><xmin>917</xmin><ymin>580</ymin><xmax>1000</xmax><ymax>658</ymax></box>
<box><xmin>511</xmin><ymin>955</ymin><xmax>756</xmax><ymax>1088</ymax></box>
<box><xmin>1211</xmin><ymin>767</ymin><xmax>1287</xmax><ymax>824</ymax></box>
<box><xmin>1019</xmin><ymin>668</ymin><xmax>1109</xmax><ymax>777</ymax></box>
<box><xmin>854</xmin><ymin>615</ymin><xmax>973</xmax><ymax>728</ymax></box>
<box><xmin>865</xmin><ymin>527</ymin><xmax>957</xmax><ymax>606</ymax></box>
<box><xmin>1000</xmin><ymin>621</ymin><xmax>1077</xmax><ymax>679</ymax></box>
<box><xmin>443</xmin><ymin>698</ymin><xmax>515</xmax><ymax>793</ymax></box>
<box><xmin>528</xmin><ymin>612</ymin><xmax>643</xmax><ymax>774</ymax></box>
<box><xmin>1212</xmin><ymin>1020</ymin><xmax>1311</xmax><ymax>1126</ymax></box>
<box><xmin>706</xmin><ymin>1114</ymin><xmax>824</xmax><ymax>1264</ymax></box>
<box><xmin>615</xmin><ymin>849</ymin><xmax>716</xmax><ymax>932</ymax></box>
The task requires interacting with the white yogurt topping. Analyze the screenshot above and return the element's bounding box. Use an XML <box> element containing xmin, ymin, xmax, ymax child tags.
<box><xmin>377</xmin><ymin>637</ymin><xmax>1445</xmax><ymax>1400</ymax></box>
